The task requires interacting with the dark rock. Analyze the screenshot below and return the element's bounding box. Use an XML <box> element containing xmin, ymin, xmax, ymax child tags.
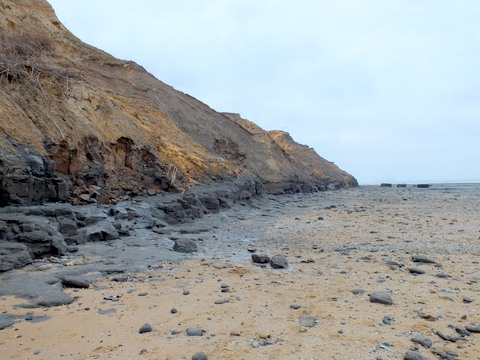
<box><xmin>0</xmin><ymin>242</ymin><xmax>32</xmax><ymax>272</ymax></box>
<box><xmin>192</xmin><ymin>352</ymin><xmax>208</xmax><ymax>360</ymax></box>
<box><xmin>270</xmin><ymin>254</ymin><xmax>289</xmax><ymax>269</ymax></box>
<box><xmin>170</xmin><ymin>308</ymin><xmax>178</xmax><ymax>314</ymax></box>
<box><xmin>139</xmin><ymin>323</ymin><xmax>152</xmax><ymax>334</ymax></box>
<box><xmin>408</xmin><ymin>267</ymin><xmax>426</xmax><ymax>275</ymax></box>
<box><xmin>412</xmin><ymin>255</ymin><xmax>436</xmax><ymax>264</ymax></box>
<box><xmin>435</xmin><ymin>273</ymin><xmax>451</xmax><ymax>278</ymax></box>
<box><xmin>352</xmin><ymin>288</ymin><xmax>365</xmax><ymax>295</ymax></box>
<box><xmin>299</xmin><ymin>316</ymin><xmax>317</xmax><ymax>328</ymax></box>
<box><xmin>173</xmin><ymin>239</ymin><xmax>197</xmax><ymax>253</ymax></box>
<box><xmin>56</xmin><ymin>216</ymin><xmax>78</xmax><ymax>236</ymax></box>
<box><xmin>411</xmin><ymin>335</ymin><xmax>432</xmax><ymax>348</ymax></box>
<box><xmin>186</xmin><ymin>328</ymin><xmax>205</xmax><ymax>336</ymax></box>
<box><xmin>465</xmin><ymin>325</ymin><xmax>480</xmax><ymax>333</ymax></box>
<box><xmin>34</xmin><ymin>292</ymin><xmax>75</xmax><ymax>307</ymax></box>
<box><xmin>290</xmin><ymin>304</ymin><xmax>301</xmax><ymax>310</ymax></box>
<box><xmin>383</xmin><ymin>316</ymin><xmax>394</xmax><ymax>325</ymax></box>
<box><xmin>435</xmin><ymin>331</ymin><xmax>458</xmax><ymax>342</ymax></box>
<box><xmin>370</xmin><ymin>292</ymin><xmax>393</xmax><ymax>305</ymax></box>
<box><xmin>80</xmin><ymin>221</ymin><xmax>119</xmax><ymax>242</ymax></box>
<box><xmin>61</xmin><ymin>275</ymin><xmax>90</xmax><ymax>288</ymax></box>
<box><xmin>463</xmin><ymin>297</ymin><xmax>474</xmax><ymax>303</ymax></box>
<box><xmin>214</xmin><ymin>299</ymin><xmax>229</xmax><ymax>305</ymax></box>
<box><xmin>251</xmin><ymin>254</ymin><xmax>270</xmax><ymax>264</ymax></box>
<box><xmin>0</xmin><ymin>315</ymin><xmax>15</xmax><ymax>330</ymax></box>
<box><xmin>404</xmin><ymin>351</ymin><xmax>431</xmax><ymax>360</ymax></box>
<box><xmin>454</xmin><ymin>326</ymin><xmax>471</xmax><ymax>336</ymax></box>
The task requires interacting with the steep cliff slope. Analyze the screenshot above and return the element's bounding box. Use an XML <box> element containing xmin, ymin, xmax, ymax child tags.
<box><xmin>0</xmin><ymin>0</ymin><xmax>356</xmax><ymax>205</ymax></box>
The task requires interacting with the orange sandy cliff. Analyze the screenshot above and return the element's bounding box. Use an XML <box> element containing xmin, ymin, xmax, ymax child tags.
<box><xmin>0</xmin><ymin>0</ymin><xmax>357</xmax><ymax>205</ymax></box>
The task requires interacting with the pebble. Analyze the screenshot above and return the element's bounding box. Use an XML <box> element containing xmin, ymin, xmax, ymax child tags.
<box><xmin>186</xmin><ymin>328</ymin><xmax>205</xmax><ymax>336</ymax></box>
<box><xmin>61</xmin><ymin>276</ymin><xmax>90</xmax><ymax>288</ymax></box>
<box><xmin>191</xmin><ymin>352</ymin><xmax>208</xmax><ymax>360</ymax></box>
<box><xmin>370</xmin><ymin>292</ymin><xmax>393</xmax><ymax>305</ymax></box>
<box><xmin>411</xmin><ymin>335</ymin><xmax>432</xmax><ymax>348</ymax></box>
<box><xmin>383</xmin><ymin>316</ymin><xmax>394</xmax><ymax>325</ymax></box>
<box><xmin>465</xmin><ymin>325</ymin><xmax>480</xmax><ymax>333</ymax></box>
<box><xmin>299</xmin><ymin>316</ymin><xmax>317</xmax><ymax>328</ymax></box>
<box><xmin>412</xmin><ymin>255</ymin><xmax>436</xmax><ymax>264</ymax></box>
<box><xmin>270</xmin><ymin>254</ymin><xmax>289</xmax><ymax>269</ymax></box>
<box><xmin>139</xmin><ymin>323</ymin><xmax>152</xmax><ymax>334</ymax></box>
<box><xmin>183</xmin><ymin>289</ymin><xmax>190</xmax><ymax>295</ymax></box>
<box><xmin>408</xmin><ymin>267</ymin><xmax>426</xmax><ymax>275</ymax></box>
<box><xmin>214</xmin><ymin>299</ymin><xmax>229</xmax><ymax>305</ymax></box>
<box><xmin>404</xmin><ymin>351</ymin><xmax>430</xmax><ymax>360</ymax></box>
<box><xmin>352</xmin><ymin>288</ymin><xmax>365</xmax><ymax>295</ymax></box>
<box><xmin>170</xmin><ymin>308</ymin><xmax>178</xmax><ymax>314</ymax></box>
<box><xmin>251</xmin><ymin>254</ymin><xmax>270</xmax><ymax>264</ymax></box>
<box><xmin>463</xmin><ymin>297</ymin><xmax>474</xmax><ymax>303</ymax></box>
<box><xmin>290</xmin><ymin>304</ymin><xmax>301</xmax><ymax>310</ymax></box>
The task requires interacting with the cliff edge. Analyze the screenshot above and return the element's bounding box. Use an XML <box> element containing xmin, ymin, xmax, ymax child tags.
<box><xmin>0</xmin><ymin>0</ymin><xmax>357</xmax><ymax>206</ymax></box>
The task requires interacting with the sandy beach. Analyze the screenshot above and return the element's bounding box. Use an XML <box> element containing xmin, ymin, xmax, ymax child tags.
<box><xmin>1</xmin><ymin>184</ymin><xmax>479</xmax><ymax>360</ymax></box>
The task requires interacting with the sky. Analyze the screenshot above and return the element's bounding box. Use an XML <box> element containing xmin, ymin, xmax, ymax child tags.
<box><xmin>48</xmin><ymin>0</ymin><xmax>480</xmax><ymax>185</ymax></box>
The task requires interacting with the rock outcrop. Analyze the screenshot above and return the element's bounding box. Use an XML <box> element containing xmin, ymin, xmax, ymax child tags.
<box><xmin>0</xmin><ymin>0</ymin><xmax>356</xmax><ymax>206</ymax></box>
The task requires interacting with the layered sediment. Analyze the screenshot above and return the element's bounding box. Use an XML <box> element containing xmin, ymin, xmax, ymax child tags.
<box><xmin>0</xmin><ymin>0</ymin><xmax>356</xmax><ymax>207</ymax></box>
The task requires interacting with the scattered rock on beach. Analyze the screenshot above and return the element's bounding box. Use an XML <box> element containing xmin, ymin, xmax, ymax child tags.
<box><xmin>61</xmin><ymin>275</ymin><xmax>90</xmax><ymax>288</ymax></box>
<box><xmin>270</xmin><ymin>254</ymin><xmax>289</xmax><ymax>269</ymax></box>
<box><xmin>408</xmin><ymin>267</ymin><xmax>426</xmax><ymax>275</ymax></box>
<box><xmin>404</xmin><ymin>351</ymin><xmax>431</xmax><ymax>360</ymax></box>
<box><xmin>370</xmin><ymin>292</ymin><xmax>393</xmax><ymax>305</ymax></box>
<box><xmin>139</xmin><ymin>323</ymin><xmax>152</xmax><ymax>334</ymax></box>
<box><xmin>251</xmin><ymin>254</ymin><xmax>271</xmax><ymax>264</ymax></box>
<box><xmin>412</xmin><ymin>255</ymin><xmax>436</xmax><ymax>264</ymax></box>
<box><xmin>186</xmin><ymin>328</ymin><xmax>205</xmax><ymax>336</ymax></box>
<box><xmin>192</xmin><ymin>352</ymin><xmax>208</xmax><ymax>360</ymax></box>
<box><xmin>173</xmin><ymin>239</ymin><xmax>198</xmax><ymax>253</ymax></box>
<box><xmin>299</xmin><ymin>316</ymin><xmax>318</xmax><ymax>328</ymax></box>
<box><xmin>411</xmin><ymin>335</ymin><xmax>432</xmax><ymax>348</ymax></box>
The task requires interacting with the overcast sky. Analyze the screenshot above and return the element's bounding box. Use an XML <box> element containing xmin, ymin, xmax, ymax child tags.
<box><xmin>48</xmin><ymin>0</ymin><xmax>480</xmax><ymax>184</ymax></box>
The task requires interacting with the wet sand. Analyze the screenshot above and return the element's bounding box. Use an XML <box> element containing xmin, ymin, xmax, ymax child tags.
<box><xmin>1</xmin><ymin>184</ymin><xmax>479</xmax><ymax>359</ymax></box>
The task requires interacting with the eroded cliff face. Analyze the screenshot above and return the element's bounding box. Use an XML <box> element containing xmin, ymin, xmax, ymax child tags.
<box><xmin>0</xmin><ymin>0</ymin><xmax>357</xmax><ymax>206</ymax></box>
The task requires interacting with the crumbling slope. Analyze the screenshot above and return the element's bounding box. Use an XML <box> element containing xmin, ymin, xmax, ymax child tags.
<box><xmin>0</xmin><ymin>0</ymin><xmax>356</xmax><ymax>206</ymax></box>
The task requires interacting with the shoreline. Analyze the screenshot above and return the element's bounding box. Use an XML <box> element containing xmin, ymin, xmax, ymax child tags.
<box><xmin>1</xmin><ymin>184</ymin><xmax>479</xmax><ymax>359</ymax></box>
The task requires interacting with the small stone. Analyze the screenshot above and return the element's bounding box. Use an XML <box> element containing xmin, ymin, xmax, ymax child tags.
<box><xmin>408</xmin><ymin>267</ymin><xmax>426</xmax><ymax>275</ymax></box>
<box><xmin>183</xmin><ymin>289</ymin><xmax>190</xmax><ymax>295</ymax></box>
<box><xmin>299</xmin><ymin>316</ymin><xmax>317</xmax><ymax>328</ymax></box>
<box><xmin>370</xmin><ymin>292</ymin><xmax>393</xmax><ymax>305</ymax></box>
<box><xmin>61</xmin><ymin>275</ymin><xmax>90</xmax><ymax>288</ymax></box>
<box><xmin>411</xmin><ymin>335</ymin><xmax>432</xmax><ymax>348</ymax></box>
<box><xmin>173</xmin><ymin>239</ymin><xmax>197</xmax><ymax>253</ymax></box>
<box><xmin>412</xmin><ymin>255</ymin><xmax>436</xmax><ymax>264</ymax></box>
<box><xmin>230</xmin><ymin>331</ymin><xmax>241</xmax><ymax>336</ymax></box>
<box><xmin>465</xmin><ymin>325</ymin><xmax>480</xmax><ymax>333</ymax></box>
<box><xmin>383</xmin><ymin>316</ymin><xmax>394</xmax><ymax>325</ymax></box>
<box><xmin>191</xmin><ymin>352</ymin><xmax>208</xmax><ymax>360</ymax></box>
<box><xmin>214</xmin><ymin>299</ymin><xmax>229</xmax><ymax>305</ymax></box>
<box><xmin>170</xmin><ymin>308</ymin><xmax>178</xmax><ymax>314</ymax></box>
<box><xmin>251</xmin><ymin>254</ymin><xmax>270</xmax><ymax>264</ymax></box>
<box><xmin>139</xmin><ymin>323</ymin><xmax>152</xmax><ymax>334</ymax></box>
<box><xmin>33</xmin><ymin>350</ymin><xmax>41</xmax><ymax>355</ymax></box>
<box><xmin>463</xmin><ymin>297</ymin><xmax>474</xmax><ymax>303</ymax></box>
<box><xmin>186</xmin><ymin>328</ymin><xmax>205</xmax><ymax>336</ymax></box>
<box><xmin>404</xmin><ymin>351</ymin><xmax>431</xmax><ymax>360</ymax></box>
<box><xmin>290</xmin><ymin>304</ymin><xmax>301</xmax><ymax>310</ymax></box>
<box><xmin>352</xmin><ymin>288</ymin><xmax>365</xmax><ymax>295</ymax></box>
<box><xmin>270</xmin><ymin>254</ymin><xmax>289</xmax><ymax>269</ymax></box>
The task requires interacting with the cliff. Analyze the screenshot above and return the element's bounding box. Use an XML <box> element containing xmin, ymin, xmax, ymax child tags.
<box><xmin>0</xmin><ymin>0</ymin><xmax>357</xmax><ymax>206</ymax></box>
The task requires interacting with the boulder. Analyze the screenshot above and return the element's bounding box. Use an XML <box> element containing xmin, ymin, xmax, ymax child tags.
<box><xmin>270</xmin><ymin>254</ymin><xmax>289</xmax><ymax>269</ymax></box>
<box><xmin>173</xmin><ymin>239</ymin><xmax>197</xmax><ymax>253</ymax></box>
<box><xmin>0</xmin><ymin>242</ymin><xmax>32</xmax><ymax>272</ymax></box>
<box><xmin>80</xmin><ymin>221</ymin><xmax>119</xmax><ymax>242</ymax></box>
